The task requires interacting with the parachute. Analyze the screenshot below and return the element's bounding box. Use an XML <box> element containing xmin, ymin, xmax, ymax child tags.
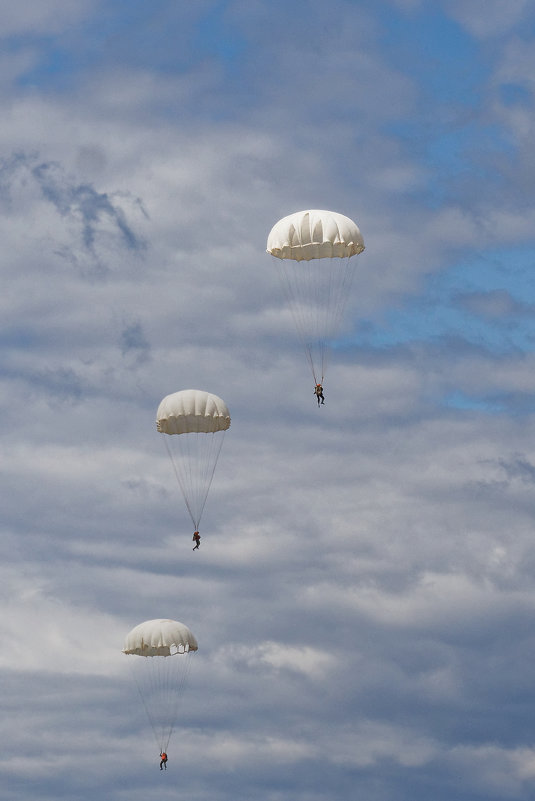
<box><xmin>123</xmin><ymin>618</ymin><xmax>198</xmax><ymax>753</ymax></box>
<box><xmin>267</xmin><ymin>209</ymin><xmax>365</xmax><ymax>385</ymax></box>
<box><xmin>156</xmin><ymin>389</ymin><xmax>230</xmax><ymax>535</ymax></box>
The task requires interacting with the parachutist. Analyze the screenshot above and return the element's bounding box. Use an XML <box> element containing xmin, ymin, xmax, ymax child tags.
<box><xmin>160</xmin><ymin>752</ymin><xmax>168</xmax><ymax>770</ymax></box>
<box><xmin>157</xmin><ymin>389</ymin><xmax>230</xmax><ymax>540</ymax></box>
<box><xmin>123</xmin><ymin>620</ymin><xmax>197</xmax><ymax>755</ymax></box>
<box><xmin>314</xmin><ymin>384</ymin><xmax>325</xmax><ymax>406</ymax></box>
<box><xmin>192</xmin><ymin>531</ymin><xmax>201</xmax><ymax>550</ymax></box>
<box><xmin>267</xmin><ymin>210</ymin><xmax>365</xmax><ymax>392</ymax></box>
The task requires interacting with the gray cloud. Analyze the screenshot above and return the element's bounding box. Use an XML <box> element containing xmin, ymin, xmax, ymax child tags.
<box><xmin>120</xmin><ymin>320</ymin><xmax>151</xmax><ymax>364</ymax></box>
<box><xmin>31</xmin><ymin>160</ymin><xmax>145</xmax><ymax>253</ymax></box>
<box><xmin>456</xmin><ymin>289</ymin><xmax>530</xmax><ymax>320</ymax></box>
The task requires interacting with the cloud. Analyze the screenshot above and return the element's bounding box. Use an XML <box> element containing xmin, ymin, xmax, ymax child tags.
<box><xmin>0</xmin><ymin>0</ymin><xmax>94</xmax><ymax>37</ymax></box>
<box><xmin>31</xmin><ymin>159</ymin><xmax>145</xmax><ymax>254</ymax></box>
<box><xmin>0</xmin><ymin>152</ymin><xmax>147</xmax><ymax>286</ymax></box>
<box><xmin>120</xmin><ymin>321</ymin><xmax>151</xmax><ymax>364</ymax></box>
<box><xmin>456</xmin><ymin>289</ymin><xmax>530</xmax><ymax>320</ymax></box>
<box><xmin>446</xmin><ymin>0</ymin><xmax>534</xmax><ymax>39</ymax></box>
<box><xmin>1</xmin><ymin>2</ymin><xmax>535</xmax><ymax>800</ymax></box>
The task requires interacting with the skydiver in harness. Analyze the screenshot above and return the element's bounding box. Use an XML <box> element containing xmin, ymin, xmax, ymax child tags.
<box><xmin>160</xmin><ymin>751</ymin><xmax>168</xmax><ymax>770</ymax></box>
<box><xmin>192</xmin><ymin>531</ymin><xmax>201</xmax><ymax>550</ymax></box>
<box><xmin>314</xmin><ymin>383</ymin><xmax>325</xmax><ymax>406</ymax></box>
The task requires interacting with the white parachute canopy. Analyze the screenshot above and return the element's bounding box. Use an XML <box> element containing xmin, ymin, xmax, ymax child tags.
<box><xmin>123</xmin><ymin>619</ymin><xmax>198</xmax><ymax>752</ymax></box>
<box><xmin>267</xmin><ymin>209</ymin><xmax>365</xmax><ymax>384</ymax></box>
<box><xmin>156</xmin><ymin>389</ymin><xmax>230</xmax><ymax>533</ymax></box>
<box><xmin>123</xmin><ymin>619</ymin><xmax>199</xmax><ymax>655</ymax></box>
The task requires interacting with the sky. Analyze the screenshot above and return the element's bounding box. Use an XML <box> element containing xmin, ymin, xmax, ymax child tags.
<box><xmin>2</xmin><ymin>0</ymin><xmax>535</xmax><ymax>798</ymax></box>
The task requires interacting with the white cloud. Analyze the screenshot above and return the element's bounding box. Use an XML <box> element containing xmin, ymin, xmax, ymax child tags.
<box><xmin>0</xmin><ymin>0</ymin><xmax>94</xmax><ymax>37</ymax></box>
<box><xmin>446</xmin><ymin>0</ymin><xmax>533</xmax><ymax>39</ymax></box>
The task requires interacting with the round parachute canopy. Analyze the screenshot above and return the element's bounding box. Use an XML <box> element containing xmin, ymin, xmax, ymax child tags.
<box><xmin>266</xmin><ymin>209</ymin><xmax>365</xmax><ymax>384</ymax></box>
<box><xmin>123</xmin><ymin>619</ymin><xmax>198</xmax><ymax>753</ymax></box>
<box><xmin>123</xmin><ymin>619</ymin><xmax>199</xmax><ymax>656</ymax></box>
<box><xmin>156</xmin><ymin>390</ymin><xmax>230</xmax><ymax>532</ymax></box>
<box><xmin>157</xmin><ymin>389</ymin><xmax>230</xmax><ymax>435</ymax></box>
<box><xmin>266</xmin><ymin>209</ymin><xmax>364</xmax><ymax>261</ymax></box>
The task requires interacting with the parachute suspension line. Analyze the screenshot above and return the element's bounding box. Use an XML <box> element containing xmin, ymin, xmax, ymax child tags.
<box><xmin>128</xmin><ymin>655</ymin><xmax>177</xmax><ymax>753</ymax></box>
<box><xmin>164</xmin><ymin>652</ymin><xmax>195</xmax><ymax>751</ymax></box>
<box><xmin>127</xmin><ymin>651</ymin><xmax>196</xmax><ymax>754</ymax></box>
<box><xmin>143</xmin><ymin>653</ymin><xmax>173</xmax><ymax>751</ymax></box>
<box><xmin>326</xmin><ymin>252</ymin><xmax>358</xmax><ymax>347</ymax></box>
<box><xmin>273</xmin><ymin>255</ymin><xmax>319</xmax><ymax>383</ymax></box>
<box><xmin>193</xmin><ymin>431</ymin><xmax>225</xmax><ymax>528</ymax></box>
<box><xmin>164</xmin><ymin>435</ymin><xmax>195</xmax><ymax>527</ymax></box>
<box><xmin>273</xmin><ymin>253</ymin><xmax>356</xmax><ymax>385</ymax></box>
<box><xmin>128</xmin><ymin>656</ymin><xmax>163</xmax><ymax>751</ymax></box>
<box><xmin>149</xmin><ymin>651</ymin><xmax>194</xmax><ymax>753</ymax></box>
<box><xmin>324</xmin><ymin>252</ymin><xmax>356</xmax><ymax>383</ymax></box>
<box><xmin>164</xmin><ymin>432</ymin><xmax>225</xmax><ymax>531</ymax></box>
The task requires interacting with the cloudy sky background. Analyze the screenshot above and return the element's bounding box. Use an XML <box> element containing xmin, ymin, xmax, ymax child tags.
<box><xmin>2</xmin><ymin>0</ymin><xmax>535</xmax><ymax>798</ymax></box>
